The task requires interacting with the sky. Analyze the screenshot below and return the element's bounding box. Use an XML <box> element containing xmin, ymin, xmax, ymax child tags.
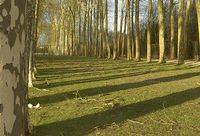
<box><xmin>107</xmin><ymin>0</ymin><xmax>148</xmax><ymax>31</ymax></box>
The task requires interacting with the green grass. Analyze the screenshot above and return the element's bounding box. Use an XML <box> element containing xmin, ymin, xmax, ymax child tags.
<box><xmin>29</xmin><ymin>56</ymin><xmax>200</xmax><ymax>136</ymax></box>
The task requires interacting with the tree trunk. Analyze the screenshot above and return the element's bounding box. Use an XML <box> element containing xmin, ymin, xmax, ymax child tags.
<box><xmin>158</xmin><ymin>0</ymin><xmax>165</xmax><ymax>63</ymax></box>
<box><xmin>32</xmin><ymin>0</ymin><xmax>39</xmax><ymax>79</ymax></box>
<box><xmin>93</xmin><ymin>1</ymin><xmax>96</xmax><ymax>56</ymax></box>
<box><xmin>105</xmin><ymin>0</ymin><xmax>111</xmax><ymax>59</ymax></box>
<box><xmin>122</xmin><ymin>12</ymin><xmax>127</xmax><ymax>57</ymax></box>
<box><xmin>90</xmin><ymin>0</ymin><xmax>93</xmax><ymax>56</ymax></box>
<box><xmin>119</xmin><ymin>0</ymin><xmax>125</xmax><ymax>57</ymax></box>
<box><xmin>73</xmin><ymin>15</ymin><xmax>76</xmax><ymax>56</ymax></box>
<box><xmin>196</xmin><ymin>0</ymin><xmax>200</xmax><ymax>61</ymax></box>
<box><xmin>113</xmin><ymin>0</ymin><xmax>118</xmax><ymax>60</ymax></box>
<box><xmin>78</xmin><ymin>4</ymin><xmax>82</xmax><ymax>56</ymax></box>
<box><xmin>184</xmin><ymin>0</ymin><xmax>191</xmax><ymax>59</ymax></box>
<box><xmin>131</xmin><ymin>0</ymin><xmax>135</xmax><ymax>58</ymax></box>
<box><xmin>83</xmin><ymin>2</ymin><xmax>87</xmax><ymax>56</ymax></box>
<box><xmin>95</xmin><ymin>0</ymin><xmax>99</xmax><ymax>57</ymax></box>
<box><xmin>177</xmin><ymin>0</ymin><xmax>184</xmax><ymax>64</ymax></box>
<box><xmin>170</xmin><ymin>0</ymin><xmax>175</xmax><ymax>59</ymax></box>
<box><xmin>147</xmin><ymin>0</ymin><xmax>152</xmax><ymax>63</ymax></box>
<box><xmin>27</xmin><ymin>0</ymin><xmax>35</xmax><ymax>88</ymax></box>
<box><xmin>135</xmin><ymin>0</ymin><xmax>140</xmax><ymax>61</ymax></box>
<box><xmin>59</xmin><ymin>4</ymin><xmax>65</xmax><ymax>55</ymax></box>
<box><xmin>100</xmin><ymin>0</ymin><xmax>104</xmax><ymax>58</ymax></box>
<box><xmin>0</xmin><ymin>0</ymin><xmax>28</xmax><ymax>135</ymax></box>
<box><xmin>87</xmin><ymin>0</ymin><xmax>91</xmax><ymax>56</ymax></box>
<box><xmin>126</xmin><ymin>0</ymin><xmax>132</xmax><ymax>60</ymax></box>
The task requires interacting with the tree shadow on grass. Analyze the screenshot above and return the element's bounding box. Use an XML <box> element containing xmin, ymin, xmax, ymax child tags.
<box><xmin>35</xmin><ymin>69</ymin><xmax>150</xmax><ymax>89</ymax></box>
<box><xmin>36</xmin><ymin>64</ymin><xmax>144</xmax><ymax>79</ymax></box>
<box><xmin>34</xmin><ymin>64</ymin><xmax>198</xmax><ymax>89</ymax></box>
<box><xmin>34</xmin><ymin>87</ymin><xmax>200</xmax><ymax>136</ymax></box>
<box><xmin>36</xmin><ymin>61</ymin><xmax>155</xmax><ymax>79</ymax></box>
<box><xmin>30</xmin><ymin>72</ymin><xmax>200</xmax><ymax>105</ymax></box>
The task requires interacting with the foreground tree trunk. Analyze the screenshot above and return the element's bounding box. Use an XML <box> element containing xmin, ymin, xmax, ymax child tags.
<box><xmin>113</xmin><ymin>0</ymin><xmax>118</xmax><ymax>60</ymax></box>
<box><xmin>147</xmin><ymin>0</ymin><xmax>152</xmax><ymax>63</ymax></box>
<box><xmin>158</xmin><ymin>0</ymin><xmax>165</xmax><ymax>63</ymax></box>
<box><xmin>196</xmin><ymin>0</ymin><xmax>200</xmax><ymax>61</ymax></box>
<box><xmin>0</xmin><ymin>0</ymin><xmax>28</xmax><ymax>135</ymax></box>
<box><xmin>177</xmin><ymin>0</ymin><xmax>184</xmax><ymax>64</ymax></box>
<box><xmin>170</xmin><ymin>0</ymin><xmax>175</xmax><ymax>59</ymax></box>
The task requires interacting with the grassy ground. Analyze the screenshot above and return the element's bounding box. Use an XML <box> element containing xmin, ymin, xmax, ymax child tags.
<box><xmin>29</xmin><ymin>56</ymin><xmax>200</xmax><ymax>136</ymax></box>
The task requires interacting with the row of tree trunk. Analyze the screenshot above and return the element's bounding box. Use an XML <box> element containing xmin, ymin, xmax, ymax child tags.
<box><xmin>45</xmin><ymin>0</ymin><xmax>200</xmax><ymax>64</ymax></box>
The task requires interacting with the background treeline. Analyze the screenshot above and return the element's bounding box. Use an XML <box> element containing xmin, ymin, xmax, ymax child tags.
<box><xmin>34</xmin><ymin>0</ymin><xmax>200</xmax><ymax>63</ymax></box>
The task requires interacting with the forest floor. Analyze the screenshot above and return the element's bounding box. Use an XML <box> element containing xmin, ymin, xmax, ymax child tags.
<box><xmin>29</xmin><ymin>56</ymin><xmax>200</xmax><ymax>136</ymax></box>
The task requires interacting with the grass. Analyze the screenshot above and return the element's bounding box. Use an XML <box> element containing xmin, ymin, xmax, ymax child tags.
<box><xmin>29</xmin><ymin>56</ymin><xmax>200</xmax><ymax>136</ymax></box>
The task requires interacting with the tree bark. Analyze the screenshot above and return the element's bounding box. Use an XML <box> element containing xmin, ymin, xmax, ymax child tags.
<box><xmin>95</xmin><ymin>0</ymin><xmax>99</xmax><ymax>57</ymax></box>
<box><xmin>105</xmin><ymin>0</ymin><xmax>111</xmax><ymax>59</ymax></box>
<box><xmin>170</xmin><ymin>0</ymin><xmax>175</xmax><ymax>59</ymax></box>
<box><xmin>135</xmin><ymin>0</ymin><xmax>140</xmax><ymax>61</ymax></box>
<box><xmin>126</xmin><ymin>0</ymin><xmax>132</xmax><ymax>60</ymax></box>
<box><xmin>87</xmin><ymin>0</ymin><xmax>91</xmax><ymax>56</ymax></box>
<box><xmin>99</xmin><ymin>0</ymin><xmax>104</xmax><ymax>58</ymax></box>
<box><xmin>196</xmin><ymin>0</ymin><xmax>200</xmax><ymax>61</ymax></box>
<box><xmin>147</xmin><ymin>0</ymin><xmax>152</xmax><ymax>63</ymax></box>
<box><xmin>184</xmin><ymin>0</ymin><xmax>191</xmax><ymax>59</ymax></box>
<box><xmin>177</xmin><ymin>0</ymin><xmax>184</xmax><ymax>64</ymax></box>
<box><xmin>90</xmin><ymin>0</ymin><xmax>93</xmax><ymax>56</ymax></box>
<box><xmin>78</xmin><ymin>4</ymin><xmax>82</xmax><ymax>56</ymax></box>
<box><xmin>119</xmin><ymin>0</ymin><xmax>125</xmax><ymax>57</ymax></box>
<box><xmin>27</xmin><ymin>0</ymin><xmax>35</xmax><ymax>88</ymax></box>
<box><xmin>113</xmin><ymin>0</ymin><xmax>118</xmax><ymax>60</ymax></box>
<box><xmin>131</xmin><ymin>0</ymin><xmax>135</xmax><ymax>58</ymax></box>
<box><xmin>0</xmin><ymin>0</ymin><xmax>28</xmax><ymax>135</ymax></box>
<box><xmin>122</xmin><ymin>12</ymin><xmax>127</xmax><ymax>57</ymax></box>
<box><xmin>158</xmin><ymin>0</ymin><xmax>165</xmax><ymax>63</ymax></box>
<box><xmin>83</xmin><ymin>2</ymin><xmax>88</xmax><ymax>56</ymax></box>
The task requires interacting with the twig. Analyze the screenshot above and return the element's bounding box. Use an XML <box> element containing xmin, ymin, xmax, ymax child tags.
<box><xmin>90</xmin><ymin>106</ymin><xmax>104</xmax><ymax>110</ymax></box>
<box><xmin>148</xmin><ymin>116</ymin><xmax>173</xmax><ymax>125</ymax></box>
<box><xmin>127</xmin><ymin>119</ymin><xmax>144</xmax><ymax>125</ymax></box>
